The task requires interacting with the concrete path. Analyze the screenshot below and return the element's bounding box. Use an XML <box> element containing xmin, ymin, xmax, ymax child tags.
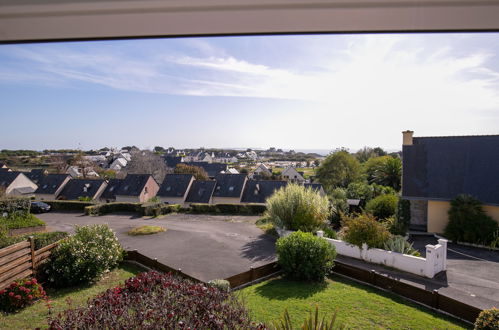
<box><xmin>37</xmin><ymin>212</ymin><xmax>276</xmax><ymax>282</ymax></box>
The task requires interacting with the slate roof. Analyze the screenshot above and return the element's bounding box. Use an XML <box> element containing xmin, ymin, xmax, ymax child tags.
<box><xmin>241</xmin><ymin>180</ymin><xmax>287</xmax><ymax>203</ymax></box>
<box><xmin>212</xmin><ymin>174</ymin><xmax>247</xmax><ymax>198</ymax></box>
<box><xmin>157</xmin><ymin>174</ymin><xmax>194</xmax><ymax>197</ymax></box>
<box><xmin>186</xmin><ymin>162</ymin><xmax>228</xmax><ymax>177</ymax></box>
<box><xmin>34</xmin><ymin>174</ymin><xmax>69</xmax><ymax>195</ymax></box>
<box><xmin>26</xmin><ymin>169</ymin><xmax>47</xmax><ymax>184</ymax></box>
<box><xmin>402</xmin><ymin>134</ymin><xmax>499</xmax><ymax>205</ymax></box>
<box><xmin>58</xmin><ymin>179</ymin><xmax>105</xmax><ymax>200</ymax></box>
<box><xmin>164</xmin><ymin>156</ymin><xmax>183</xmax><ymax>168</ymax></box>
<box><xmin>185</xmin><ymin>180</ymin><xmax>217</xmax><ymax>203</ymax></box>
<box><xmin>100</xmin><ymin>179</ymin><xmax>124</xmax><ymax>200</ymax></box>
<box><xmin>115</xmin><ymin>174</ymin><xmax>151</xmax><ymax>196</ymax></box>
<box><xmin>0</xmin><ymin>162</ymin><xmax>7</xmax><ymax>168</ymax></box>
<box><xmin>0</xmin><ymin>171</ymin><xmax>22</xmax><ymax>188</ymax></box>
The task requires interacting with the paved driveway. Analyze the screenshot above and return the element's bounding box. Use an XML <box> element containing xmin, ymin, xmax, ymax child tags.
<box><xmin>37</xmin><ymin>212</ymin><xmax>276</xmax><ymax>282</ymax></box>
<box><xmin>410</xmin><ymin>235</ymin><xmax>499</xmax><ymax>308</ymax></box>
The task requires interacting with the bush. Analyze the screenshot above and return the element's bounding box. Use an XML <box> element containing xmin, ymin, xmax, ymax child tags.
<box><xmin>390</xmin><ymin>199</ymin><xmax>411</xmax><ymax>236</ymax></box>
<box><xmin>445</xmin><ymin>195</ymin><xmax>499</xmax><ymax>245</ymax></box>
<box><xmin>0</xmin><ymin>278</ymin><xmax>46</xmax><ymax>313</ymax></box>
<box><xmin>267</xmin><ymin>184</ymin><xmax>330</xmax><ymax>232</ymax></box>
<box><xmin>474</xmin><ymin>307</ymin><xmax>499</xmax><ymax>330</ymax></box>
<box><xmin>276</xmin><ymin>231</ymin><xmax>336</xmax><ymax>281</ymax></box>
<box><xmin>45</xmin><ymin>200</ymin><xmax>94</xmax><ymax>211</ymax></box>
<box><xmin>328</xmin><ymin>188</ymin><xmax>349</xmax><ymax>228</ymax></box>
<box><xmin>0</xmin><ymin>231</ymin><xmax>68</xmax><ymax>249</ymax></box>
<box><xmin>0</xmin><ymin>212</ymin><xmax>45</xmax><ymax>229</ymax></box>
<box><xmin>342</xmin><ymin>213</ymin><xmax>391</xmax><ymax>249</ymax></box>
<box><xmin>127</xmin><ymin>225</ymin><xmax>166</xmax><ymax>236</ymax></box>
<box><xmin>383</xmin><ymin>235</ymin><xmax>420</xmax><ymax>256</ymax></box>
<box><xmin>0</xmin><ymin>197</ymin><xmax>31</xmax><ymax>216</ymax></box>
<box><xmin>48</xmin><ymin>271</ymin><xmax>260</xmax><ymax>329</ymax></box>
<box><xmin>141</xmin><ymin>203</ymin><xmax>182</xmax><ymax>217</ymax></box>
<box><xmin>84</xmin><ymin>202</ymin><xmax>142</xmax><ymax>216</ymax></box>
<box><xmin>46</xmin><ymin>224</ymin><xmax>124</xmax><ymax>287</ymax></box>
<box><xmin>365</xmin><ymin>194</ymin><xmax>398</xmax><ymax>220</ymax></box>
<box><xmin>189</xmin><ymin>203</ymin><xmax>267</xmax><ymax>215</ymax></box>
<box><xmin>208</xmin><ymin>279</ymin><xmax>231</xmax><ymax>292</ymax></box>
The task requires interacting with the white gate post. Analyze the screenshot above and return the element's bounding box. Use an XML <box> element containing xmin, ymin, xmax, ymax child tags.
<box><xmin>438</xmin><ymin>239</ymin><xmax>448</xmax><ymax>271</ymax></box>
<box><xmin>425</xmin><ymin>244</ymin><xmax>436</xmax><ymax>278</ymax></box>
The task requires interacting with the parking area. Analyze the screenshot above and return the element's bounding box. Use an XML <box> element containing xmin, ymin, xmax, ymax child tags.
<box><xmin>37</xmin><ymin>212</ymin><xmax>276</xmax><ymax>282</ymax></box>
<box><xmin>410</xmin><ymin>235</ymin><xmax>499</xmax><ymax>308</ymax></box>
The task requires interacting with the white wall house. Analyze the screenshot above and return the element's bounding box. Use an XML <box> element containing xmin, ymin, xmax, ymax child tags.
<box><xmin>250</xmin><ymin>163</ymin><xmax>272</xmax><ymax>179</ymax></box>
<box><xmin>110</xmin><ymin>157</ymin><xmax>127</xmax><ymax>171</ymax></box>
<box><xmin>0</xmin><ymin>172</ymin><xmax>38</xmax><ymax>196</ymax></box>
<box><xmin>281</xmin><ymin>166</ymin><xmax>305</xmax><ymax>183</ymax></box>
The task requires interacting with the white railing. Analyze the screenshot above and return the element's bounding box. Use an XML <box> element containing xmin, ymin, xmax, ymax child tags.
<box><xmin>276</xmin><ymin>228</ymin><xmax>447</xmax><ymax>278</ymax></box>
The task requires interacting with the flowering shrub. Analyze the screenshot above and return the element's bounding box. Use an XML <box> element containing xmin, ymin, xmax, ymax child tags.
<box><xmin>46</xmin><ymin>224</ymin><xmax>124</xmax><ymax>287</ymax></box>
<box><xmin>0</xmin><ymin>278</ymin><xmax>46</xmax><ymax>312</ymax></box>
<box><xmin>48</xmin><ymin>271</ymin><xmax>263</xmax><ymax>329</ymax></box>
<box><xmin>276</xmin><ymin>231</ymin><xmax>336</xmax><ymax>282</ymax></box>
<box><xmin>474</xmin><ymin>307</ymin><xmax>499</xmax><ymax>330</ymax></box>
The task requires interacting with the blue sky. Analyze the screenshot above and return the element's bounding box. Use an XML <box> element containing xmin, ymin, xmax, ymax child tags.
<box><xmin>1</xmin><ymin>33</ymin><xmax>499</xmax><ymax>151</ymax></box>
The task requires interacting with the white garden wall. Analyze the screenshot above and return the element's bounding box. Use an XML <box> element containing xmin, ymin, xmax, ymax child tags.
<box><xmin>276</xmin><ymin>228</ymin><xmax>447</xmax><ymax>278</ymax></box>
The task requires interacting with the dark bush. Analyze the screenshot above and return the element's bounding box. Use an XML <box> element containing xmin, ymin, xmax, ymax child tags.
<box><xmin>189</xmin><ymin>203</ymin><xmax>266</xmax><ymax>215</ymax></box>
<box><xmin>0</xmin><ymin>278</ymin><xmax>46</xmax><ymax>313</ymax></box>
<box><xmin>0</xmin><ymin>198</ymin><xmax>31</xmax><ymax>216</ymax></box>
<box><xmin>342</xmin><ymin>213</ymin><xmax>391</xmax><ymax>249</ymax></box>
<box><xmin>85</xmin><ymin>202</ymin><xmax>142</xmax><ymax>216</ymax></box>
<box><xmin>390</xmin><ymin>199</ymin><xmax>411</xmax><ymax>236</ymax></box>
<box><xmin>445</xmin><ymin>195</ymin><xmax>499</xmax><ymax>245</ymax></box>
<box><xmin>48</xmin><ymin>271</ymin><xmax>262</xmax><ymax>329</ymax></box>
<box><xmin>44</xmin><ymin>200</ymin><xmax>94</xmax><ymax>211</ymax></box>
<box><xmin>474</xmin><ymin>307</ymin><xmax>499</xmax><ymax>330</ymax></box>
<box><xmin>276</xmin><ymin>231</ymin><xmax>336</xmax><ymax>281</ymax></box>
<box><xmin>140</xmin><ymin>203</ymin><xmax>182</xmax><ymax>217</ymax></box>
<box><xmin>365</xmin><ymin>194</ymin><xmax>398</xmax><ymax>220</ymax></box>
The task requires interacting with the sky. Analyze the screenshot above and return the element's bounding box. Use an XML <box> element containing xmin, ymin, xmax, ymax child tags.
<box><xmin>1</xmin><ymin>33</ymin><xmax>499</xmax><ymax>152</ymax></box>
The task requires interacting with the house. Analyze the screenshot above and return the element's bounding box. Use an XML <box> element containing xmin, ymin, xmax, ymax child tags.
<box><xmin>25</xmin><ymin>169</ymin><xmax>48</xmax><ymax>184</ymax></box>
<box><xmin>114</xmin><ymin>174</ymin><xmax>159</xmax><ymax>203</ymax></box>
<box><xmin>241</xmin><ymin>180</ymin><xmax>287</xmax><ymax>204</ymax></box>
<box><xmin>164</xmin><ymin>156</ymin><xmax>183</xmax><ymax>169</ymax></box>
<box><xmin>402</xmin><ymin>130</ymin><xmax>499</xmax><ymax>233</ymax></box>
<box><xmin>211</xmin><ymin>174</ymin><xmax>248</xmax><ymax>204</ymax></box>
<box><xmin>57</xmin><ymin>179</ymin><xmax>107</xmax><ymax>200</ymax></box>
<box><xmin>67</xmin><ymin>166</ymin><xmax>81</xmax><ymax>178</ymax></box>
<box><xmin>281</xmin><ymin>166</ymin><xmax>305</xmax><ymax>183</ymax></box>
<box><xmin>186</xmin><ymin>162</ymin><xmax>228</xmax><ymax>178</ymax></box>
<box><xmin>99</xmin><ymin>179</ymin><xmax>124</xmax><ymax>203</ymax></box>
<box><xmin>157</xmin><ymin>174</ymin><xmax>195</xmax><ymax>205</ymax></box>
<box><xmin>304</xmin><ymin>183</ymin><xmax>326</xmax><ymax>196</ymax></box>
<box><xmin>34</xmin><ymin>174</ymin><xmax>71</xmax><ymax>200</ymax></box>
<box><xmin>0</xmin><ymin>162</ymin><xmax>7</xmax><ymax>169</ymax></box>
<box><xmin>110</xmin><ymin>158</ymin><xmax>127</xmax><ymax>171</ymax></box>
<box><xmin>249</xmin><ymin>163</ymin><xmax>272</xmax><ymax>179</ymax></box>
<box><xmin>0</xmin><ymin>171</ymin><xmax>38</xmax><ymax>196</ymax></box>
<box><xmin>185</xmin><ymin>180</ymin><xmax>217</xmax><ymax>204</ymax></box>
<box><xmin>225</xmin><ymin>168</ymin><xmax>239</xmax><ymax>174</ymax></box>
<box><xmin>195</xmin><ymin>151</ymin><xmax>213</xmax><ymax>163</ymax></box>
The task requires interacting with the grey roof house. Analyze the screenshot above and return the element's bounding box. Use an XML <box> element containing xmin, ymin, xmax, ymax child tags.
<box><xmin>58</xmin><ymin>179</ymin><xmax>107</xmax><ymax>200</ymax></box>
<box><xmin>34</xmin><ymin>174</ymin><xmax>71</xmax><ymax>200</ymax></box>
<box><xmin>114</xmin><ymin>174</ymin><xmax>159</xmax><ymax>203</ymax></box>
<box><xmin>99</xmin><ymin>178</ymin><xmax>124</xmax><ymax>202</ymax></box>
<box><xmin>186</xmin><ymin>162</ymin><xmax>228</xmax><ymax>178</ymax></box>
<box><xmin>185</xmin><ymin>180</ymin><xmax>217</xmax><ymax>204</ymax></box>
<box><xmin>157</xmin><ymin>174</ymin><xmax>195</xmax><ymax>204</ymax></box>
<box><xmin>402</xmin><ymin>130</ymin><xmax>499</xmax><ymax>233</ymax></box>
<box><xmin>212</xmin><ymin>174</ymin><xmax>247</xmax><ymax>203</ymax></box>
<box><xmin>241</xmin><ymin>180</ymin><xmax>287</xmax><ymax>204</ymax></box>
<box><xmin>0</xmin><ymin>171</ymin><xmax>38</xmax><ymax>196</ymax></box>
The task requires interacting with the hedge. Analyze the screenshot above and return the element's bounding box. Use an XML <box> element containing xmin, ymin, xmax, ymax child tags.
<box><xmin>140</xmin><ymin>203</ymin><xmax>182</xmax><ymax>217</ymax></box>
<box><xmin>0</xmin><ymin>197</ymin><xmax>31</xmax><ymax>216</ymax></box>
<box><xmin>189</xmin><ymin>203</ymin><xmax>266</xmax><ymax>215</ymax></box>
<box><xmin>85</xmin><ymin>203</ymin><xmax>142</xmax><ymax>216</ymax></box>
<box><xmin>44</xmin><ymin>200</ymin><xmax>95</xmax><ymax>211</ymax></box>
<box><xmin>0</xmin><ymin>231</ymin><xmax>68</xmax><ymax>249</ymax></box>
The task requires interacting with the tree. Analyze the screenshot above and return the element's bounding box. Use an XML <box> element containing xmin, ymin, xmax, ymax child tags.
<box><xmin>153</xmin><ymin>146</ymin><xmax>165</xmax><ymax>153</ymax></box>
<box><xmin>174</xmin><ymin>163</ymin><xmax>208</xmax><ymax>180</ymax></box>
<box><xmin>50</xmin><ymin>155</ymin><xmax>69</xmax><ymax>174</ymax></box>
<box><xmin>125</xmin><ymin>149</ymin><xmax>170</xmax><ymax>183</ymax></box>
<box><xmin>365</xmin><ymin>156</ymin><xmax>401</xmax><ymax>191</ymax></box>
<box><xmin>316</xmin><ymin>150</ymin><xmax>362</xmax><ymax>191</ymax></box>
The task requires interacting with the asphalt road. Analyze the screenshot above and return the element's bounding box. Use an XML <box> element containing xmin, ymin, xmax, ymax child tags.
<box><xmin>37</xmin><ymin>212</ymin><xmax>276</xmax><ymax>282</ymax></box>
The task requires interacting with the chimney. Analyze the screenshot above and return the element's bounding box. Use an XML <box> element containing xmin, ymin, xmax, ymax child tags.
<box><xmin>402</xmin><ymin>130</ymin><xmax>414</xmax><ymax>146</ymax></box>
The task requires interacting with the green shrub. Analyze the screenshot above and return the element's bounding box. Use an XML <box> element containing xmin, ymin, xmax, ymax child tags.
<box><xmin>0</xmin><ymin>212</ymin><xmax>45</xmax><ymax>229</ymax></box>
<box><xmin>188</xmin><ymin>203</ymin><xmax>266</xmax><ymax>215</ymax></box>
<box><xmin>267</xmin><ymin>184</ymin><xmax>330</xmax><ymax>232</ymax></box>
<box><xmin>45</xmin><ymin>200</ymin><xmax>94</xmax><ymax>211</ymax></box>
<box><xmin>141</xmin><ymin>203</ymin><xmax>182</xmax><ymax>217</ymax></box>
<box><xmin>84</xmin><ymin>202</ymin><xmax>142</xmax><ymax>216</ymax></box>
<box><xmin>46</xmin><ymin>224</ymin><xmax>124</xmax><ymax>287</ymax></box>
<box><xmin>365</xmin><ymin>194</ymin><xmax>398</xmax><ymax>220</ymax></box>
<box><xmin>474</xmin><ymin>307</ymin><xmax>499</xmax><ymax>330</ymax></box>
<box><xmin>383</xmin><ymin>235</ymin><xmax>420</xmax><ymax>256</ymax></box>
<box><xmin>0</xmin><ymin>198</ymin><xmax>31</xmax><ymax>216</ymax></box>
<box><xmin>276</xmin><ymin>231</ymin><xmax>336</xmax><ymax>281</ymax></box>
<box><xmin>444</xmin><ymin>195</ymin><xmax>499</xmax><ymax>245</ymax></box>
<box><xmin>321</xmin><ymin>226</ymin><xmax>337</xmax><ymax>239</ymax></box>
<box><xmin>273</xmin><ymin>306</ymin><xmax>341</xmax><ymax>330</ymax></box>
<box><xmin>328</xmin><ymin>188</ymin><xmax>349</xmax><ymax>228</ymax></box>
<box><xmin>390</xmin><ymin>199</ymin><xmax>411</xmax><ymax>236</ymax></box>
<box><xmin>127</xmin><ymin>225</ymin><xmax>166</xmax><ymax>236</ymax></box>
<box><xmin>342</xmin><ymin>213</ymin><xmax>391</xmax><ymax>249</ymax></box>
<box><xmin>208</xmin><ymin>279</ymin><xmax>231</xmax><ymax>292</ymax></box>
<box><xmin>30</xmin><ymin>231</ymin><xmax>68</xmax><ymax>249</ymax></box>
<box><xmin>77</xmin><ymin>196</ymin><xmax>93</xmax><ymax>202</ymax></box>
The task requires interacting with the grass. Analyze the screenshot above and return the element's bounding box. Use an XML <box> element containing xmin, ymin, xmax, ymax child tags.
<box><xmin>239</xmin><ymin>275</ymin><xmax>470</xmax><ymax>329</ymax></box>
<box><xmin>0</xmin><ymin>262</ymin><xmax>144</xmax><ymax>330</ymax></box>
<box><xmin>255</xmin><ymin>217</ymin><xmax>278</xmax><ymax>238</ymax></box>
<box><xmin>127</xmin><ymin>225</ymin><xmax>166</xmax><ymax>236</ymax></box>
<box><xmin>295</xmin><ymin>167</ymin><xmax>316</xmax><ymax>179</ymax></box>
<box><xmin>0</xmin><ymin>213</ymin><xmax>45</xmax><ymax>229</ymax></box>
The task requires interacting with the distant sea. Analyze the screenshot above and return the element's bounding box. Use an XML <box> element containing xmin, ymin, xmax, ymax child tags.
<box><xmin>294</xmin><ymin>149</ymin><xmax>332</xmax><ymax>156</ymax></box>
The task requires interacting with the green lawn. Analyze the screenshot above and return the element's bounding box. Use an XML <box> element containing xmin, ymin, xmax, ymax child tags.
<box><xmin>0</xmin><ymin>262</ymin><xmax>144</xmax><ymax>330</ymax></box>
<box><xmin>239</xmin><ymin>276</ymin><xmax>470</xmax><ymax>329</ymax></box>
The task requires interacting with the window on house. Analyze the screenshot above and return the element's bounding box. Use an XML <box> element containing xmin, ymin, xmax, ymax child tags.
<box><xmin>145</xmin><ymin>187</ymin><xmax>148</xmax><ymax>194</ymax></box>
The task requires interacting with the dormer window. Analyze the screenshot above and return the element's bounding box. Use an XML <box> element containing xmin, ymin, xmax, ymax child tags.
<box><xmin>228</xmin><ymin>186</ymin><xmax>234</xmax><ymax>192</ymax></box>
<box><xmin>166</xmin><ymin>186</ymin><xmax>171</xmax><ymax>191</ymax></box>
<box><xmin>42</xmin><ymin>184</ymin><xmax>48</xmax><ymax>189</ymax></box>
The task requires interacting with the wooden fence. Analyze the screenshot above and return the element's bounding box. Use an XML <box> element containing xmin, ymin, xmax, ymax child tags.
<box><xmin>225</xmin><ymin>261</ymin><xmax>281</xmax><ymax>289</ymax></box>
<box><xmin>0</xmin><ymin>238</ymin><xmax>59</xmax><ymax>290</ymax></box>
